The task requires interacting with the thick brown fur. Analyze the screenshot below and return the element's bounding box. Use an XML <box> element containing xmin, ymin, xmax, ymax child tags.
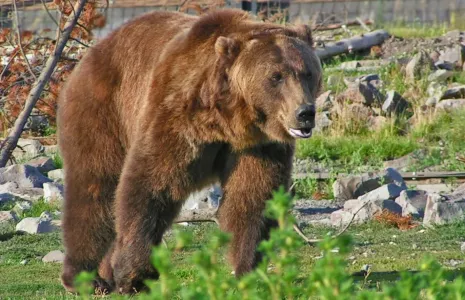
<box><xmin>57</xmin><ymin>8</ymin><xmax>322</xmax><ymax>294</ymax></box>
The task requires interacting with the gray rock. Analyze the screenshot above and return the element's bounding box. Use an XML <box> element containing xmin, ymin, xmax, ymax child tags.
<box><xmin>25</xmin><ymin>157</ymin><xmax>56</xmax><ymax>173</ymax></box>
<box><xmin>43</xmin><ymin>145</ymin><xmax>59</xmax><ymax>155</ymax></box>
<box><xmin>12</xmin><ymin>139</ymin><xmax>44</xmax><ymax>160</ymax></box>
<box><xmin>8</xmin><ymin>187</ymin><xmax>44</xmax><ymax>202</ymax></box>
<box><xmin>15</xmin><ymin>217</ymin><xmax>58</xmax><ymax>234</ymax></box>
<box><xmin>461</xmin><ymin>242</ymin><xmax>465</xmax><ymax>253</ymax></box>
<box><xmin>0</xmin><ymin>211</ymin><xmax>18</xmax><ymax>224</ymax></box>
<box><xmin>340</xmin><ymin>61</ymin><xmax>361</xmax><ymax>70</ymax></box>
<box><xmin>426</xmin><ymin>82</ymin><xmax>446</xmax><ymax>106</ymax></box>
<box><xmin>12</xmin><ymin>201</ymin><xmax>32</xmax><ymax>215</ymax></box>
<box><xmin>47</xmin><ymin>169</ymin><xmax>64</xmax><ymax>182</ymax></box>
<box><xmin>444</xmin><ymin>30</ymin><xmax>465</xmax><ymax>40</ymax></box>
<box><xmin>315</xmin><ymin>112</ymin><xmax>332</xmax><ymax>132</ymax></box>
<box><xmin>330</xmin><ymin>209</ymin><xmax>354</xmax><ymax>227</ymax></box>
<box><xmin>442</xmin><ymin>183</ymin><xmax>465</xmax><ymax>202</ymax></box>
<box><xmin>40</xmin><ymin>211</ymin><xmax>53</xmax><ymax>221</ymax></box>
<box><xmin>382</xmin><ymin>90</ymin><xmax>410</xmax><ymax>116</ymax></box>
<box><xmin>307</xmin><ymin>218</ymin><xmax>332</xmax><ymax>227</ymax></box>
<box><xmin>333</xmin><ymin>168</ymin><xmax>407</xmax><ymax>201</ymax></box>
<box><xmin>367</xmin><ymin>116</ymin><xmax>387</xmax><ymax>131</ymax></box>
<box><xmin>436</xmin><ymin>99</ymin><xmax>465</xmax><ymax>112</ymax></box>
<box><xmin>25</xmin><ymin>114</ymin><xmax>49</xmax><ymax>134</ymax></box>
<box><xmin>423</xmin><ymin>193</ymin><xmax>465</xmax><ymax>226</ymax></box>
<box><xmin>42</xmin><ymin>250</ymin><xmax>65</xmax><ymax>263</ymax></box>
<box><xmin>336</xmin><ymin>82</ymin><xmax>383</xmax><ymax>106</ymax></box>
<box><xmin>425</xmin><ymin>97</ymin><xmax>439</xmax><ymax>107</ymax></box>
<box><xmin>358</xmin><ymin>183</ymin><xmax>406</xmax><ymax>202</ymax></box>
<box><xmin>439</xmin><ymin>44</ymin><xmax>465</xmax><ymax>68</ymax></box>
<box><xmin>43</xmin><ymin>182</ymin><xmax>64</xmax><ymax>203</ymax></box>
<box><xmin>327</xmin><ymin>74</ymin><xmax>343</xmax><ymax>88</ymax></box>
<box><xmin>182</xmin><ymin>184</ymin><xmax>222</xmax><ymax>210</ymax></box>
<box><xmin>427</xmin><ymin>70</ymin><xmax>454</xmax><ymax>82</ymax></box>
<box><xmin>435</xmin><ymin>60</ymin><xmax>455</xmax><ymax>71</ymax></box>
<box><xmin>316</xmin><ymin>91</ymin><xmax>333</xmax><ymax>112</ymax></box>
<box><xmin>207</xmin><ymin>184</ymin><xmax>222</xmax><ymax>209</ymax></box>
<box><xmin>440</xmin><ymin>85</ymin><xmax>465</xmax><ymax>100</ymax></box>
<box><xmin>395</xmin><ymin>190</ymin><xmax>428</xmax><ymax>218</ymax></box>
<box><xmin>383</xmin><ymin>153</ymin><xmax>417</xmax><ymax>171</ymax></box>
<box><xmin>332</xmin><ymin>198</ymin><xmax>402</xmax><ymax>226</ymax></box>
<box><xmin>405</xmin><ymin>51</ymin><xmax>433</xmax><ymax>81</ymax></box>
<box><xmin>0</xmin><ymin>164</ymin><xmax>52</xmax><ymax>188</ymax></box>
<box><xmin>358</xmin><ymin>74</ymin><xmax>380</xmax><ymax>83</ymax></box>
<box><xmin>415</xmin><ymin>184</ymin><xmax>454</xmax><ymax>194</ymax></box>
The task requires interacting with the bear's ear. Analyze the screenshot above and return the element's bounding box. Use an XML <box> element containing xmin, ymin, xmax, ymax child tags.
<box><xmin>291</xmin><ymin>24</ymin><xmax>314</xmax><ymax>47</ymax></box>
<box><xmin>215</xmin><ymin>36</ymin><xmax>240</xmax><ymax>61</ymax></box>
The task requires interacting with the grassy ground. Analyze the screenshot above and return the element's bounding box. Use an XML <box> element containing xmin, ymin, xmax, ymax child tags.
<box><xmin>0</xmin><ymin>221</ymin><xmax>464</xmax><ymax>299</ymax></box>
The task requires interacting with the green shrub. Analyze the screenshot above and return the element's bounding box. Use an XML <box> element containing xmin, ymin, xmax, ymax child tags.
<box><xmin>76</xmin><ymin>188</ymin><xmax>465</xmax><ymax>299</ymax></box>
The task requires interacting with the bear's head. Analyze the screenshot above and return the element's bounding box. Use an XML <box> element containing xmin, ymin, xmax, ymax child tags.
<box><xmin>200</xmin><ymin>22</ymin><xmax>322</xmax><ymax>144</ymax></box>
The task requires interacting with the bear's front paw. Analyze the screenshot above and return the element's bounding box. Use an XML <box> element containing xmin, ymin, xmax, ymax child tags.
<box><xmin>113</xmin><ymin>265</ymin><xmax>159</xmax><ymax>294</ymax></box>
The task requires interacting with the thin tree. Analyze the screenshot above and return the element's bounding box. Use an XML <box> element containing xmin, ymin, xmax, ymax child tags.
<box><xmin>0</xmin><ymin>0</ymin><xmax>88</xmax><ymax>167</ymax></box>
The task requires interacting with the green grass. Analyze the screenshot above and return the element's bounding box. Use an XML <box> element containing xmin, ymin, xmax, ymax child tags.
<box><xmin>295</xmin><ymin>132</ymin><xmax>417</xmax><ymax>171</ymax></box>
<box><xmin>379</xmin><ymin>22</ymin><xmax>450</xmax><ymax>38</ymax></box>
<box><xmin>19</xmin><ymin>198</ymin><xmax>61</xmax><ymax>219</ymax></box>
<box><xmin>0</xmin><ymin>221</ymin><xmax>464</xmax><ymax>298</ymax></box>
<box><xmin>51</xmin><ymin>153</ymin><xmax>63</xmax><ymax>169</ymax></box>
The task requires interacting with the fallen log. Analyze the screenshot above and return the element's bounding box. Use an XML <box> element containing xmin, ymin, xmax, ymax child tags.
<box><xmin>292</xmin><ymin>171</ymin><xmax>465</xmax><ymax>181</ymax></box>
<box><xmin>315</xmin><ymin>29</ymin><xmax>390</xmax><ymax>60</ymax></box>
<box><xmin>174</xmin><ymin>208</ymin><xmax>219</xmax><ymax>224</ymax></box>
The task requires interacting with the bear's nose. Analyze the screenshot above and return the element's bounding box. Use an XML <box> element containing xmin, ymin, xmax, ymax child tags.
<box><xmin>296</xmin><ymin>104</ymin><xmax>316</xmax><ymax>124</ymax></box>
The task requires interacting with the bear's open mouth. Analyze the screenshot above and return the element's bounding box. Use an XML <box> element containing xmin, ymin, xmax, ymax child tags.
<box><xmin>288</xmin><ymin>128</ymin><xmax>313</xmax><ymax>139</ymax></box>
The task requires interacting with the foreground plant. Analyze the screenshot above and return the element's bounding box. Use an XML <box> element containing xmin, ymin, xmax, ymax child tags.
<box><xmin>75</xmin><ymin>187</ymin><xmax>465</xmax><ymax>299</ymax></box>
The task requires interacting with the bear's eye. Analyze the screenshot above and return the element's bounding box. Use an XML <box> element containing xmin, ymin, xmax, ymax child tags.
<box><xmin>270</xmin><ymin>72</ymin><xmax>284</xmax><ymax>84</ymax></box>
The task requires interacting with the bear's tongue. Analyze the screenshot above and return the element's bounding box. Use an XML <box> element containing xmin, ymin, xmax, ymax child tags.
<box><xmin>288</xmin><ymin>128</ymin><xmax>312</xmax><ymax>139</ymax></box>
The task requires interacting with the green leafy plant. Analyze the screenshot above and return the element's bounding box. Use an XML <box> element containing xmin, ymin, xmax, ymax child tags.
<box><xmin>74</xmin><ymin>187</ymin><xmax>465</xmax><ymax>299</ymax></box>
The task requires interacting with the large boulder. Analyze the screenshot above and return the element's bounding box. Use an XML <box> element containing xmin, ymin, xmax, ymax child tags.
<box><xmin>43</xmin><ymin>182</ymin><xmax>64</xmax><ymax>203</ymax></box>
<box><xmin>405</xmin><ymin>50</ymin><xmax>433</xmax><ymax>82</ymax></box>
<box><xmin>12</xmin><ymin>139</ymin><xmax>44</xmax><ymax>160</ymax></box>
<box><xmin>15</xmin><ymin>217</ymin><xmax>58</xmax><ymax>234</ymax></box>
<box><xmin>42</xmin><ymin>250</ymin><xmax>65</xmax><ymax>263</ymax></box>
<box><xmin>423</xmin><ymin>193</ymin><xmax>465</xmax><ymax>226</ymax></box>
<box><xmin>395</xmin><ymin>190</ymin><xmax>428</xmax><ymax>218</ymax></box>
<box><xmin>0</xmin><ymin>165</ymin><xmax>52</xmax><ymax>188</ymax></box>
<box><xmin>25</xmin><ymin>157</ymin><xmax>56</xmax><ymax>174</ymax></box>
<box><xmin>333</xmin><ymin>168</ymin><xmax>407</xmax><ymax>201</ymax></box>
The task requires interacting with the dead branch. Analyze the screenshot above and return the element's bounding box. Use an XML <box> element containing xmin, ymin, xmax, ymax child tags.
<box><xmin>68</xmin><ymin>37</ymin><xmax>91</xmax><ymax>48</ymax></box>
<box><xmin>12</xmin><ymin>0</ymin><xmax>37</xmax><ymax>81</ymax></box>
<box><xmin>174</xmin><ymin>208</ymin><xmax>219</xmax><ymax>225</ymax></box>
<box><xmin>315</xmin><ymin>30</ymin><xmax>390</xmax><ymax>60</ymax></box>
<box><xmin>334</xmin><ymin>200</ymin><xmax>369</xmax><ymax>238</ymax></box>
<box><xmin>0</xmin><ymin>0</ymin><xmax>87</xmax><ymax>167</ymax></box>
<box><xmin>293</xmin><ymin>224</ymin><xmax>321</xmax><ymax>244</ymax></box>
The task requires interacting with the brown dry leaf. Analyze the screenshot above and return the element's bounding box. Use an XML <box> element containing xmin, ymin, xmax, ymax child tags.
<box><xmin>374</xmin><ymin>209</ymin><xmax>418</xmax><ymax>230</ymax></box>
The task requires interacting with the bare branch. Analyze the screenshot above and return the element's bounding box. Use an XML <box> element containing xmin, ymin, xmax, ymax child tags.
<box><xmin>12</xmin><ymin>0</ymin><xmax>37</xmax><ymax>81</ymax></box>
<box><xmin>174</xmin><ymin>208</ymin><xmax>219</xmax><ymax>225</ymax></box>
<box><xmin>68</xmin><ymin>37</ymin><xmax>91</xmax><ymax>48</ymax></box>
<box><xmin>0</xmin><ymin>0</ymin><xmax>88</xmax><ymax>167</ymax></box>
<box><xmin>334</xmin><ymin>200</ymin><xmax>369</xmax><ymax>238</ymax></box>
<box><xmin>293</xmin><ymin>224</ymin><xmax>321</xmax><ymax>244</ymax></box>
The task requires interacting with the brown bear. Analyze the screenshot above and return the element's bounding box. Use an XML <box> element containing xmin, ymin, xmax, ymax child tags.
<box><xmin>57</xmin><ymin>8</ymin><xmax>322</xmax><ymax>294</ymax></box>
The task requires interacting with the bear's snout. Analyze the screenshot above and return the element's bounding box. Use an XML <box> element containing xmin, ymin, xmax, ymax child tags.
<box><xmin>295</xmin><ymin>103</ymin><xmax>315</xmax><ymax>126</ymax></box>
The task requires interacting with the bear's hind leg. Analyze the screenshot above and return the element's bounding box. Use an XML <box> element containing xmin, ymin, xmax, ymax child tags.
<box><xmin>61</xmin><ymin>173</ymin><xmax>118</xmax><ymax>294</ymax></box>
